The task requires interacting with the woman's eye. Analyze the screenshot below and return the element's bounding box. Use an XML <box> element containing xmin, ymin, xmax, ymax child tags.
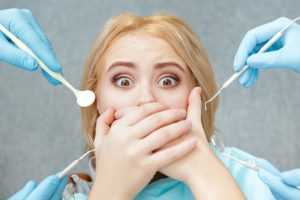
<box><xmin>112</xmin><ymin>75</ymin><xmax>179</xmax><ymax>88</ymax></box>
<box><xmin>158</xmin><ymin>76</ymin><xmax>179</xmax><ymax>88</ymax></box>
<box><xmin>113</xmin><ymin>76</ymin><xmax>133</xmax><ymax>87</ymax></box>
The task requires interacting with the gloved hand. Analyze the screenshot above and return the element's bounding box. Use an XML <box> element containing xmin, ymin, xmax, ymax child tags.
<box><xmin>8</xmin><ymin>175</ymin><xmax>68</xmax><ymax>200</ymax></box>
<box><xmin>225</xmin><ymin>148</ymin><xmax>300</xmax><ymax>199</ymax></box>
<box><xmin>0</xmin><ymin>8</ymin><xmax>62</xmax><ymax>85</ymax></box>
<box><xmin>256</xmin><ymin>158</ymin><xmax>300</xmax><ymax>200</ymax></box>
<box><xmin>233</xmin><ymin>17</ymin><xmax>300</xmax><ymax>87</ymax></box>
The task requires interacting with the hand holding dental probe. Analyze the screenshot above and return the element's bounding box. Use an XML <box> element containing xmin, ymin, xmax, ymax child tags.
<box><xmin>204</xmin><ymin>16</ymin><xmax>300</xmax><ymax>110</ymax></box>
<box><xmin>232</xmin><ymin>16</ymin><xmax>300</xmax><ymax>199</ymax></box>
<box><xmin>0</xmin><ymin>8</ymin><xmax>62</xmax><ymax>85</ymax></box>
<box><xmin>209</xmin><ymin>16</ymin><xmax>300</xmax><ymax>199</ymax></box>
<box><xmin>0</xmin><ymin>23</ymin><xmax>95</xmax><ymax>107</ymax></box>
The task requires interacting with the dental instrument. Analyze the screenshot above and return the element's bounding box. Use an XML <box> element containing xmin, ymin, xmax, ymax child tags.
<box><xmin>57</xmin><ymin>149</ymin><xmax>96</xmax><ymax>178</ymax></box>
<box><xmin>210</xmin><ymin>134</ymin><xmax>259</xmax><ymax>171</ymax></box>
<box><xmin>0</xmin><ymin>24</ymin><xmax>95</xmax><ymax>107</ymax></box>
<box><xmin>204</xmin><ymin>16</ymin><xmax>300</xmax><ymax>110</ymax></box>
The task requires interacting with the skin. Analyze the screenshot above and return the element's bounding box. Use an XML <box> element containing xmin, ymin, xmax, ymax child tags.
<box><xmin>89</xmin><ymin>31</ymin><xmax>245</xmax><ymax>200</ymax></box>
<box><xmin>96</xmin><ymin>31</ymin><xmax>196</xmax><ymax>113</ymax></box>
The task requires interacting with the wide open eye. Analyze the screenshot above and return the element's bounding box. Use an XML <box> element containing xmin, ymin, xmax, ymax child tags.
<box><xmin>113</xmin><ymin>75</ymin><xmax>134</xmax><ymax>88</ymax></box>
<box><xmin>158</xmin><ymin>75</ymin><xmax>179</xmax><ymax>88</ymax></box>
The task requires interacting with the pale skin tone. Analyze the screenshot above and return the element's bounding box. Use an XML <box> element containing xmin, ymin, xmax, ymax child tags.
<box><xmin>89</xmin><ymin>31</ymin><xmax>245</xmax><ymax>200</ymax></box>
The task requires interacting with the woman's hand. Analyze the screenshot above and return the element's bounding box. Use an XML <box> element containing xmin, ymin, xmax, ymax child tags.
<box><xmin>157</xmin><ymin>87</ymin><xmax>209</xmax><ymax>182</ymax></box>
<box><xmin>89</xmin><ymin>103</ymin><xmax>198</xmax><ymax>200</ymax></box>
<box><xmin>158</xmin><ymin>86</ymin><xmax>245</xmax><ymax>200</ymax></box>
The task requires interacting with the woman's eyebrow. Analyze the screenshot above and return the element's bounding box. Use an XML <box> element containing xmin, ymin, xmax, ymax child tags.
<box><xmin>106</xmin><ymin>61</ymin><xmax>185</xmax><ymax>72</ymax></box>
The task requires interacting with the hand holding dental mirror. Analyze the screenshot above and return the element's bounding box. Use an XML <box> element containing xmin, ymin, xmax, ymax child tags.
<box><xmin>0</xmin><ymin>23</ymin><xmax>95</xmax><ymax>107</ymax></box>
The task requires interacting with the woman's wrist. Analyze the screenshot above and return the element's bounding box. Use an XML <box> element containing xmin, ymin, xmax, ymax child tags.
<box><xmin>185</xmin><ymin>144</ymin><xmax>245</xmax><ymax>199</ymax></box>
<box><xmin>89</xmin><ymin>178</ymin><xmax>133</xmax><ymax>200</ymax></box>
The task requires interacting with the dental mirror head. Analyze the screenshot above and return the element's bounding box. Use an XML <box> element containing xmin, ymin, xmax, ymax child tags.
<box><xmin>76</xmin><ymin>90</ymin><xmax>96</xmax><ymax>107</ymax></box>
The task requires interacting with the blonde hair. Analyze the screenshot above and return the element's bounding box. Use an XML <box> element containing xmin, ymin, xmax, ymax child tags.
<box><xmin>80</xmin><ymin>12</ymin><xmax>219</xmax><ymax>152</ymax></box>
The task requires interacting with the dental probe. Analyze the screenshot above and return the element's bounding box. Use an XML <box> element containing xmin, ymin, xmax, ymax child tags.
<box><xmin>57</xmin><ymin>149</ymin><xmax>96</xmax><ymax>178</ymax></box>
<box><xmin>204</xmin><ymin>16</ymin><xmax>300</xmax><ymax>110</ymax></box>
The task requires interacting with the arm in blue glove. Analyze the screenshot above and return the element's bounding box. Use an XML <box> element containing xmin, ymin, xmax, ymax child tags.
<box><xmin>256</xmin><ymin>158</ymin><xmax>300</xmax><ymax>200</ymax></box>
<box><xmin>233</xmin><ymin>17</ymin><xmax>300</xmax><ymax>87</ymax></box>
<box><xmin>0</xmin><ymin>8</ymin><xmax>62</xmax><ymax>85</ymax></box>
<box><xmin>8</xmin><ymin>175</ymin><xmax>68</xmax><ymax>200</ymax></box>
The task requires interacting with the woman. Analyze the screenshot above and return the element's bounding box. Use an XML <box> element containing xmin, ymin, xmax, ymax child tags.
<box><xmin>62</xmin><ymin>12</ymin><xmax>276</xmax><ymax>199</ymax></box>
<box><xmin>3</xmin><ymin>8</ymin><xmax>299</xmax><ymax>199</ymax></box>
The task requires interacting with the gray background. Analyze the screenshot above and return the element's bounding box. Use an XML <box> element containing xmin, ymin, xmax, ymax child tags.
<box><xmin>0</xmin><ymin>0</ymin><xmax>299</xmax><ymax>198</ymax></box>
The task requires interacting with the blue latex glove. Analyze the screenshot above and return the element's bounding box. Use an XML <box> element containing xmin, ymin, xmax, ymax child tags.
<box><xmin>0</xmin><ymin>8</ymin><xmax>62</xmax><ymax>85</ymax></box>
<box><xmin>256</xmin><ymin>158</ymin><xmax>300</xmax><ymax>200</ymax></box>
<box><xmin>8</xmin><ymin>175</ymin><xmax>68</xmax><ymax>200</ymax></box>
<box><xmin>233</xmin><ymin>17</ymin><xmax>300</xmax><ymax>87</ymax></box>
<box><xmin>226</xmin><ymin>148</ymin><xmax>300</xmax><ymax>199</ymax></box>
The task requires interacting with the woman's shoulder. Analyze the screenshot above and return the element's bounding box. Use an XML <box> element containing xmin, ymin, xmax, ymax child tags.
<box><xmin>216</xmin><ymin>146</ymin><xmax>277</xmax><ymax>199</ymax></box>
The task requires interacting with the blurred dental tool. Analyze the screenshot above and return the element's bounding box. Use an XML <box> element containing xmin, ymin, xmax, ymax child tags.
<box><xmin>0</xmin><ymin>24</ymin><xmax>95</xmax><ymax>107</ymax></box>
<box><xmin>204</xmin><ymin>16</ymin><xmax>300</xmax><ymax>110</ymax></box>
<box><xmin>57</xmin><ymin>149</ymin><xmax>96</xmax><ymax>178</ymax></box>
<box><xmin>210</xmin><ymin>134</ymin><xmax>259</xmax><ymax>171</ymax></box>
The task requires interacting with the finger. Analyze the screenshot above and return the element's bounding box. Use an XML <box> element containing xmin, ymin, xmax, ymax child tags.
<box><xmin>233</xmin><ymin>17</ymin><xmax>292</xmax><ymax>72</ymax></box>
<box><xmin>259</xmin><ymin>169</ymin><xmax>300</xmax><ymax>199</ymax></box>
<box><xmin>94</xmin><ymin>107</ymin><xmax>115</xmax><ymax>147</ymax></box>
<box><xmin>0</xmin><ymin>32</ymin><xmax>38</xmax><ymax>71</ymax></box>
<box><xmin>117</xmin><ymin>102</ymin><xmax>168</xmax><ymax>126</ymax></box>
<box><xmin>8</xmin><ymin>181</ymin><xmax>37</xmax><ymax>200</ymax></box>
<box><xmin>27</xmin><ymin>175</ymin><xmax>60</xmax><ymax>200</ymax></box>
<box><xmin>256</xmin><ymin>158</ymin><xmax>280</xmax><ymax>176</ymax></box>
<box><xmin>247</xmin><ymin>49</ymin><xmax>287</xmax><ymax>69</ymax></box>
<box><xmin>21</xmin><ymin>9</ymin><xmax>51</xmax><ymax>47</ymax></box>
<box><xmin>140</xmin><ymin>119</ymin><xmax>191</xmax><ymax>153</ymax></box>
<box><xmin>282</xmin><ymin>169</ymin><xmax>300</xmax><ymax>187</ymax></box>
<box><xmin>41</xmin><ymin>69</ymin><xmax>61</xmax><ymax>86</ymax></box>
<box><xmin>132</xmin><ymin>108</ymin><xmax>187</xmax><ymax>139</ymax></box>
<box><xmin>8</xmin><ymin>11</ymin><xmax>62</xmax><ymax>73</ymax></box>
<box><xmin>238</xmin><ymin>68</ymin><xmax>255</xmax><ymax>87</ymax></box>
<box><xmin>115</xmin><ymin>106</ymin><xmax>139</xmax><ymax>119</ymax></box>
<box><xmin>243</xmin><ymin>68</ymin><xmax>259</xmax><ymax>88</ymax></box>
<box><xmin>187</xmin><ymin>87</ymin><xmax>205</xmax><ymax>136</ymax></box>
<box><xmin>149</xmin><ymin>136</ymin><xmax>197</xmax><ymax>169</ymax></box>
<box><xmin>50</xmin><ymin>176</ymin><xmax>68</xmax><ymax>200</ymax></box>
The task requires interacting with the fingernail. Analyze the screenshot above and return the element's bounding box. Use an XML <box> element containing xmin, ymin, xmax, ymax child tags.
<box><xmin>25</xmin><ymin>180</ymin><xmax>36</xmax><ymax>187</ymax></box>
<box><xmin>233</xmin><ymin>63</ymin><xmax>239</xmax><ymax>71</ymax></box>
<box><xmin>233</xmin><ymin>57</ymin><xmax>240</xmax><ymax>71</ymax></box>
<box><xmin>196</xmin><ymin>87</ymin><xmax>201</xmax><ymax>94</ymax></box>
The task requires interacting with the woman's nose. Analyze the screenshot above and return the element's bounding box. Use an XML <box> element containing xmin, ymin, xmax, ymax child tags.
<box><xmin>136</xmin><ymin>87</ymin><xmax>156</xmax><ymax>106</ymax></box>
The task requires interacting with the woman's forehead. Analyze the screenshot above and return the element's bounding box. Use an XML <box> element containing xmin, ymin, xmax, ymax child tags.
<box><xmin>103</xmin><ymin>33</ymin><xmax>186</xmax><ymax>71</ymax></box>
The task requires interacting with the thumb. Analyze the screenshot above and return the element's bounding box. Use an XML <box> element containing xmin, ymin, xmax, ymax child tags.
<box><xmin>94</xmin><ymin>107</ymin><xmax>115</xmax><ymax>147</ymax></box>
<box><xmin>247</xmin><ymin>49</ymin><xmax>286</xmax><ymax>69</ymax></box>
<box><xmin>187</xmin><ymin>87</ymin><xmax>205</xmax><ymax>138</ymax></box>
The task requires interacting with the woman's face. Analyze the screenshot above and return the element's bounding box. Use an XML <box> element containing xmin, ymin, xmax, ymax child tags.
<box><xmin>96</xmin><ymin>32</ymin><xmax>197</xmax><ymax>114</ymax></box>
